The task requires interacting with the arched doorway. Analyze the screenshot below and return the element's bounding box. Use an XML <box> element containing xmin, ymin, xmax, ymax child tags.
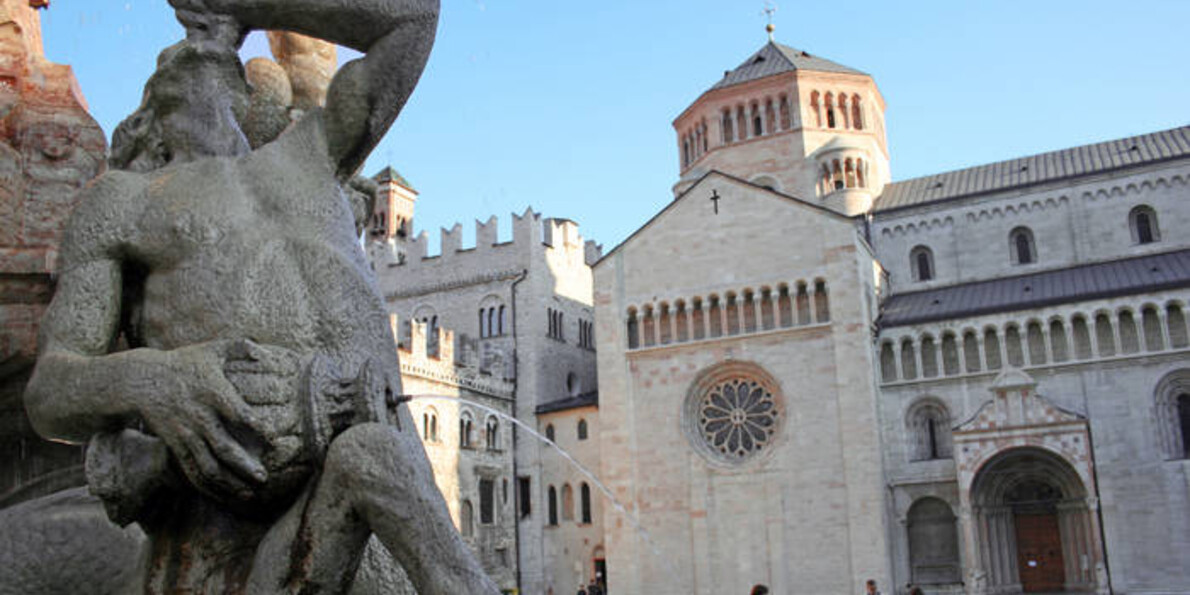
<box><xmin>969</xmin><ymin>447</ymin><xmax>1099</xmax><ymax>593</ymax></box>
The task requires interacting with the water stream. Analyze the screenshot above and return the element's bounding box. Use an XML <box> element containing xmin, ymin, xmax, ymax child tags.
<box><xmin>404</xmin><ymin>393</ymin><xmax>676</xmax><ymax>574</ymax></box>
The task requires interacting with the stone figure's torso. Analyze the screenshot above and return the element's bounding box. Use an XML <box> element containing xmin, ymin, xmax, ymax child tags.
<box><xmin>117</xmin><ymin>117</ymin><xmax>393</xmax><ymax>373</ymax></box>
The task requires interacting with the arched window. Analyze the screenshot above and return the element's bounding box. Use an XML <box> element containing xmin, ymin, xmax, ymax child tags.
<box><xmin>498</xmin><ymin>305</ymin><xmax>506</xmax><ymax>335</ymax></box>
<box><xmin>777</xmin><ymin>285</ymin><xmax>793</xmax><ymax>328</ymax></box>
<box><xmin>722</xmin><ymin>109</ymin><xmax>734</xmax><ymax>143</ymax></box>
<box><xmin>856</xmin><ymin>157</ymin><xmax>866</xmax><ymax>188</ymax></box>
<box><xmin>460</xmin><ymin>500</ymin><xmax>474</xmax><ymax>537</ymax></box>
<box><xmin>851</xmin><ymin>94</ymin><xmax>863</xmax><ymax>130</ymax></box>
<box><xmin>901</xmin><ymin>339</ymin><xmax>918</xmax><ymax>380</ymax></box>
<box><xmin>460</xmin><ymin>412</ymin><xmax>474</xmax><ymax>448</ymax></box>
<box><xmin>658</xmin><ymin>303</ymin><xmax>672</xmax><ymax>344</ymax></box>
<box><xmin>485</xmin><ymin>417</ymin><xmax>499</xmax><ymax>450</ymax></box>
<box><xmin>907</xmin><ymin>399</ymin><xmax>952</xmax><ymax>461</ymax></box>
<box><xmin>1155</xmin><ymin>371</ymin><xmax>1190</xmax><ymax>460</ymax></box>
<box><xmin>1010</xmin><ymin>227</ymin><xmax>1036</xmax><ymax>265</ymax></box>
<box><xmin>764</xmin><ymin>98</ymin><xmax>776</xmax><ymax>134</ymax></box>
<box><xmin>751</xmin><ymin>102</ymin><xmax>763</xmax><ymax>137</ymax></box>
<box><xmin>825</xmin><ymin>93</ymin><xmax>836</xmax><ymax>128</ymax></box>
<box><xmin>1119</xmin><ymin>310</ymin><xmax>1140</xmax><ymax>354</ymax></box>
<box><xmin>1072</xmin><ymin>315</ymin><xmax>1093</xmax><ymax>359</ymax></box>
<box><xmin>580</xmin><ymin>483</ymin><xmax>592</xmax><ymax>524</ymax></box>
<box><xmin>759</xmin><ymin>288</ymin><xmax>774</xmax><ymax>330</ymax></box>
<box><xmin>478</xmin><ymin>309</ymin><xmax>487</xmax><ymax>338</ymax></box>
<box><xmin>920</xmin><ymin>335</ymin><xmax>939</xmax><ymax>378</ymax></box>
<box><xmin>675</xmin><ymin>300</ymin><xmax>689</xmax><ymax>341</ymax></box>
<box><xmin>910</xmin><ymin>245</ymin><xmax>935</xmax><ymax>282</ymax></box>
<box><xmin>692</xmin><ymin>297</ymin><xmax>706</xmax><ymax>340</ymax></box>
<box><xmin>1050</xmin><ymin>319</ymin><xmax>1069</xmax><ymax>362</ymax></box>
<box><xmin>737</xmin><ymin>105</ymin><xmax>748</xmax><ymax>141</ymax></box>
<box><xmin>1129</xmin><ymin>205</ymin><xmax>1160</xmax><ymax>244</ymax></box>
<box><xmin>725</xmin><ymin>293</ymin><xmax>741</xmax><ymax>335</ymax></box>
<box><xmin>1005</xmin><ymin>325</ymin><xmax>1024</xmax><ymax>367</ymax></box>
<box><xmin>815</xmin><ymin>280</ymin><xmax>831</xmax><ymax>322</ymax></box>
<box><xmin>810</xmin><ymin>91</ymin><xmax>822</xmax><ymax>127</ymax></box>
<box><xmin>941</xmin><ymin>333</ymin><xmax>960</xmax><ymax>376</ymax></box>
<box><xmin>984</xmin><ymin>328</ymin><xmax>1002</xmax><ymax>370</ymax></box>
<box><xmin>880</xmin><ymin>341</ymin><xmax>897</xmax><ymax>382</ymax></box>
<box><xmin>907</xmin><ymin>498</ymin><xmax>960</xmax><ymax>584</ymax></box>
<box><xmin>963</xmin><ymin>331</ymin><xmax>981</xmax><ymax>372</ymax></box>
<box><xmin>845</xmin><ymin>158</ymin><xmax>856</xmax><ymax>188</ymax></box>
<box><xmin>545</xmin><ymin>423</ymin><xmax>555</xmax><ymax>442</ymax></box>
<box><xmin>1168</xmin><ymin>304</ymin><xmax>1189</xmax><ymax>348</ymax></box>
<box><xmin>641</xmin><ymin>306</ymin><xmax>654</xmax><ymax>347</ymax></box>
<box><xmin>577</xmin><ymin>419</ymin><xmax>588</xmax><ymax>441</ymax></box>
<box><xmin>423</xmin><ymin>408</ymin><xmax>439</xmax><ymax>442</ymax></box>
<box><xmin>682</xmin><ymin>137</ymin><xmax>690</xmax><ymax>167</ymax></box>
<box><xmin>779</xmin><ymin>94</ymin><xmax>792</xmax><ymax>129</ymax></box>
<box><xmin>1143</xmin><ymin>306</ymin><xmax>1164</xmax><ymax>351</ymax></box>
<box><xmin>561</xmin><ymin>484</ymin><xmax>574</xmax><ymax>521</ymax></box>
<box><xmin>832</xmin><ymin>160</ymin><xmax>843</xmax><ymax>190</ymax></box>
<box><xmin>1026</xmin><ymin>321</ymin><xmax>1046</xmax><ymax>365</ymax></box>
<box><xmin>626</xmin><ymin>308</ymin><xmax>639</xmax><ymax>349</ymax></box>
<box><xmin>708</xmin><ymin>296</ymin><xmax>723</xmax><ymax>337</ymax></box>
<box><xmin>742</xmin><ymin>290</ymin><xmax>757</xmax><ymax>333</ymax></box>
<box><xmin>547</xmin><ymin>486</ymin><xmax>558</xmax><ymax>525</ymax></box>
<box><xmin>1095</xmin><ymin>313</ymin><xmax>1116</xmax><ymax>356</ymax></box>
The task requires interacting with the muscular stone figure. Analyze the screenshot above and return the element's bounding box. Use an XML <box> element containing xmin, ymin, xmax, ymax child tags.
<box><xmin>23</xmin><ymin>1</ymin><xmax>499</xmax><ymax>593</ymax></box>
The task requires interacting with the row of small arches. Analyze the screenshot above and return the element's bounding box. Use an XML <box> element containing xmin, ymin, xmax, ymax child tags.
<box><xmin>809</xmin><ymin>91</ymin><xmax>864</xmax><ymax>131</ymax></box>
<box><xmin>478</xmin><ymin>304</ymin><xmax>507</xmax><ymax>338</ymax></box>
<box><xmin>879</xmin><ymin>301</ymin><xmax>1190</xmax><ymax>382</ymax></box>
<box><xmin>681</xmin><ymin>91</ymin><xmax>867</xmax><ymax>168</ymax></box>
<box><xmin>625</xmin><ymin>280</ymin><xmax>831</xmax><ymax>350</ymax></box>
<box><xmin>818</xmin><ymin>157</ymin><xmax>870</xmax><ymax>195</ymax></box>
<box><xmin>547</xmin><ymin>482</ymin><xmax>593</xmax><ymax>526</ymax></box>
<box><xmin>721</xmin><ymin>94</ymin><xmax>795</xmax><ymax>146</ymax></box>
<box><xmin>421</xmin><ymin>407</ymin><xmax>502</xmax><ymax>451</ymax></box>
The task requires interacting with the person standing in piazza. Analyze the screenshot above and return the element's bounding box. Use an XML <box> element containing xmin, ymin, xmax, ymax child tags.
<box><xmin>23</xmin><ymin>0</ymin><xmax>500</xmax><ymax>593</ymax></box>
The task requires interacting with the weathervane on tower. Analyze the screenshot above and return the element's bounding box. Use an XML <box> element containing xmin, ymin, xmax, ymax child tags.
<box><xmin>762</xmin><ymin>1</ymin><xmax>778</xmax><ymax>41</ymax></box>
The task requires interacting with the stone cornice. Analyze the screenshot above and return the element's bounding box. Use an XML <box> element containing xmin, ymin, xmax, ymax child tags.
<box><xmin>385</xmin><ymin>269</ymin><xmax>524</xmax><ymax>301</ymax></box>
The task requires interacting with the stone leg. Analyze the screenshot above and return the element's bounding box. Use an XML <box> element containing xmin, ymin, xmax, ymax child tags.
<box><xmin>248</xmin><ymin>420</ymin><xmax>498</xmax><ymax>595</ymax></box>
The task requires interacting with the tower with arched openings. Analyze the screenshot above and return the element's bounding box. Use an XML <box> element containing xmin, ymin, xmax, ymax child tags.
<box><xmin>672</xmin><ymin>39</ymin><xmax>889</xmax><ymax>216</ymax></box>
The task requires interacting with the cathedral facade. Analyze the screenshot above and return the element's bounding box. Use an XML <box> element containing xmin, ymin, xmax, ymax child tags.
<box><xmin>594</xmin><ymin>39</ymin><xmax>1190</xmax><ymax>595</ymax></box>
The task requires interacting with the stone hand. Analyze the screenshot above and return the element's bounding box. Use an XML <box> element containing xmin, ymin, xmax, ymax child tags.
<box><xmin>135</xmin><ymin>339</ymin><xmax>270</xmax><ymax>502</ymax></box>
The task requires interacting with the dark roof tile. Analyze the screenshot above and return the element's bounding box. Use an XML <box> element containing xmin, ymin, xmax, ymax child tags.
<box><xmin>880</xmin><ymin>249</ymin><xmax>1190</xmax><ymax>327</ymax></box>
<box><xmin>709</xmin><ymin>42</ymin><xmax>865</xmax><ymax>92</ymax></box>
<box><xmin>874</xmin><ymin>126</ymin><xmax>1190</xmax><ymax>212</ymax></box>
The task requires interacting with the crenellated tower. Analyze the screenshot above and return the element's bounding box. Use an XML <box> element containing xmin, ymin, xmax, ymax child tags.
<box><xmin>672</xmin><ymin>35</ymin><xmax>889</xmax><ymax>216</ymax></box>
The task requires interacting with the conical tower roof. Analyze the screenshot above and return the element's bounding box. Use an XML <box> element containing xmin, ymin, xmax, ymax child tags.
<box><xmin>709</xmin><ymin>41</ymin><xmax>866</xmax><ymax>92</ymax></box>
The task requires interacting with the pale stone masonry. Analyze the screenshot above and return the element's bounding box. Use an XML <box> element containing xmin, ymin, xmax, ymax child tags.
<box><xmin>593</xmin><ymin>37</ymin><xmax>1190</xmax><ymax>595</ymax></box>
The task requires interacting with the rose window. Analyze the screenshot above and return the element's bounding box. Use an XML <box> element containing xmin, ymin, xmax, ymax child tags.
<box><xmin>696</xmin><ymin>377</ymin><xmax>778</xmax><ymax>461</ymax></box>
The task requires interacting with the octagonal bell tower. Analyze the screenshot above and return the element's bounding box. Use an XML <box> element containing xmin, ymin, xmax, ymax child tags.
<box><xmin>672</xmin><ymin>35</ymin><xmax>889</xmax><ymax>216</ymax></box>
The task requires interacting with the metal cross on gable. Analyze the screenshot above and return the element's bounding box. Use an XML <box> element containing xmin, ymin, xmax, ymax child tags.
<box><xmin>762</xmin><ymin>1</ymin><xmax>778</xmax><ymax>40</ymax></box>
<box><xmin>710</xmin><ymin>189</ymin><xmax>721</xmax><ymax>214</ymax></box>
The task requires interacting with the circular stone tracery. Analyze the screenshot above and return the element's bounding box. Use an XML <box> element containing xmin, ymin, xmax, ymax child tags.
<box><xmin>684</xmin><ymin>364</ymin><xmax>783</xmax><ymax>464</ymax></box>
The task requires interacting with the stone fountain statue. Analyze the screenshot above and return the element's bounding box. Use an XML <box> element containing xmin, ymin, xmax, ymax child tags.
<box><xmin>16</xmin><ymin>0</ymin><xmax>499</xmax><ymax>593</ymax></box>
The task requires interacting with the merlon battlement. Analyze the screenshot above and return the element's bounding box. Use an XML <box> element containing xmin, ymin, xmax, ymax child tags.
<box><xmin>372</xmin><ymin>207</ymin><xmax>603</xmax><ymax>268</ymax></box>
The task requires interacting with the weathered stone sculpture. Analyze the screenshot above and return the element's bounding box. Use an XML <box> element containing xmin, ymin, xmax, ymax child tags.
<box><xmin>22</xmin><ymin>0</ymin><xmax>499</xmax><ymax>593</ymax></box>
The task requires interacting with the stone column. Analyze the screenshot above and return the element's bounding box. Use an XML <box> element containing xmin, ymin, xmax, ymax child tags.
<box><xmin>807</xmin><ymin>286</ymin><xmax>819</xmax><ymax>324</ymax></box>
<box><xmin>894</xmin><ymin>340</ymin><xmax>905</xmax><ymax>380</ymax></box>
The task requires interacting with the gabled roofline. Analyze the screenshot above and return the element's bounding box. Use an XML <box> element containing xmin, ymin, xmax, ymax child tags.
<box><xmin>595</xmin><ymin>170</ymin><xmax>854</xmax><ymax>266</ymax></box>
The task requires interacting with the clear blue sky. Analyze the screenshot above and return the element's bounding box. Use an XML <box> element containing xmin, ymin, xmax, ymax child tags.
<box><xmin>39</xmin><ymin>1</ymin><xmax>1190</xmax><ymax>251</ymax></box>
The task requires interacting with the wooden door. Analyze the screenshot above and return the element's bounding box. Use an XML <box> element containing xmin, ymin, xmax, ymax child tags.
<box><xmin>1015</xmin><ymin>513</ymin><xmax>1065</xmax><ymax>592</ymax></box>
